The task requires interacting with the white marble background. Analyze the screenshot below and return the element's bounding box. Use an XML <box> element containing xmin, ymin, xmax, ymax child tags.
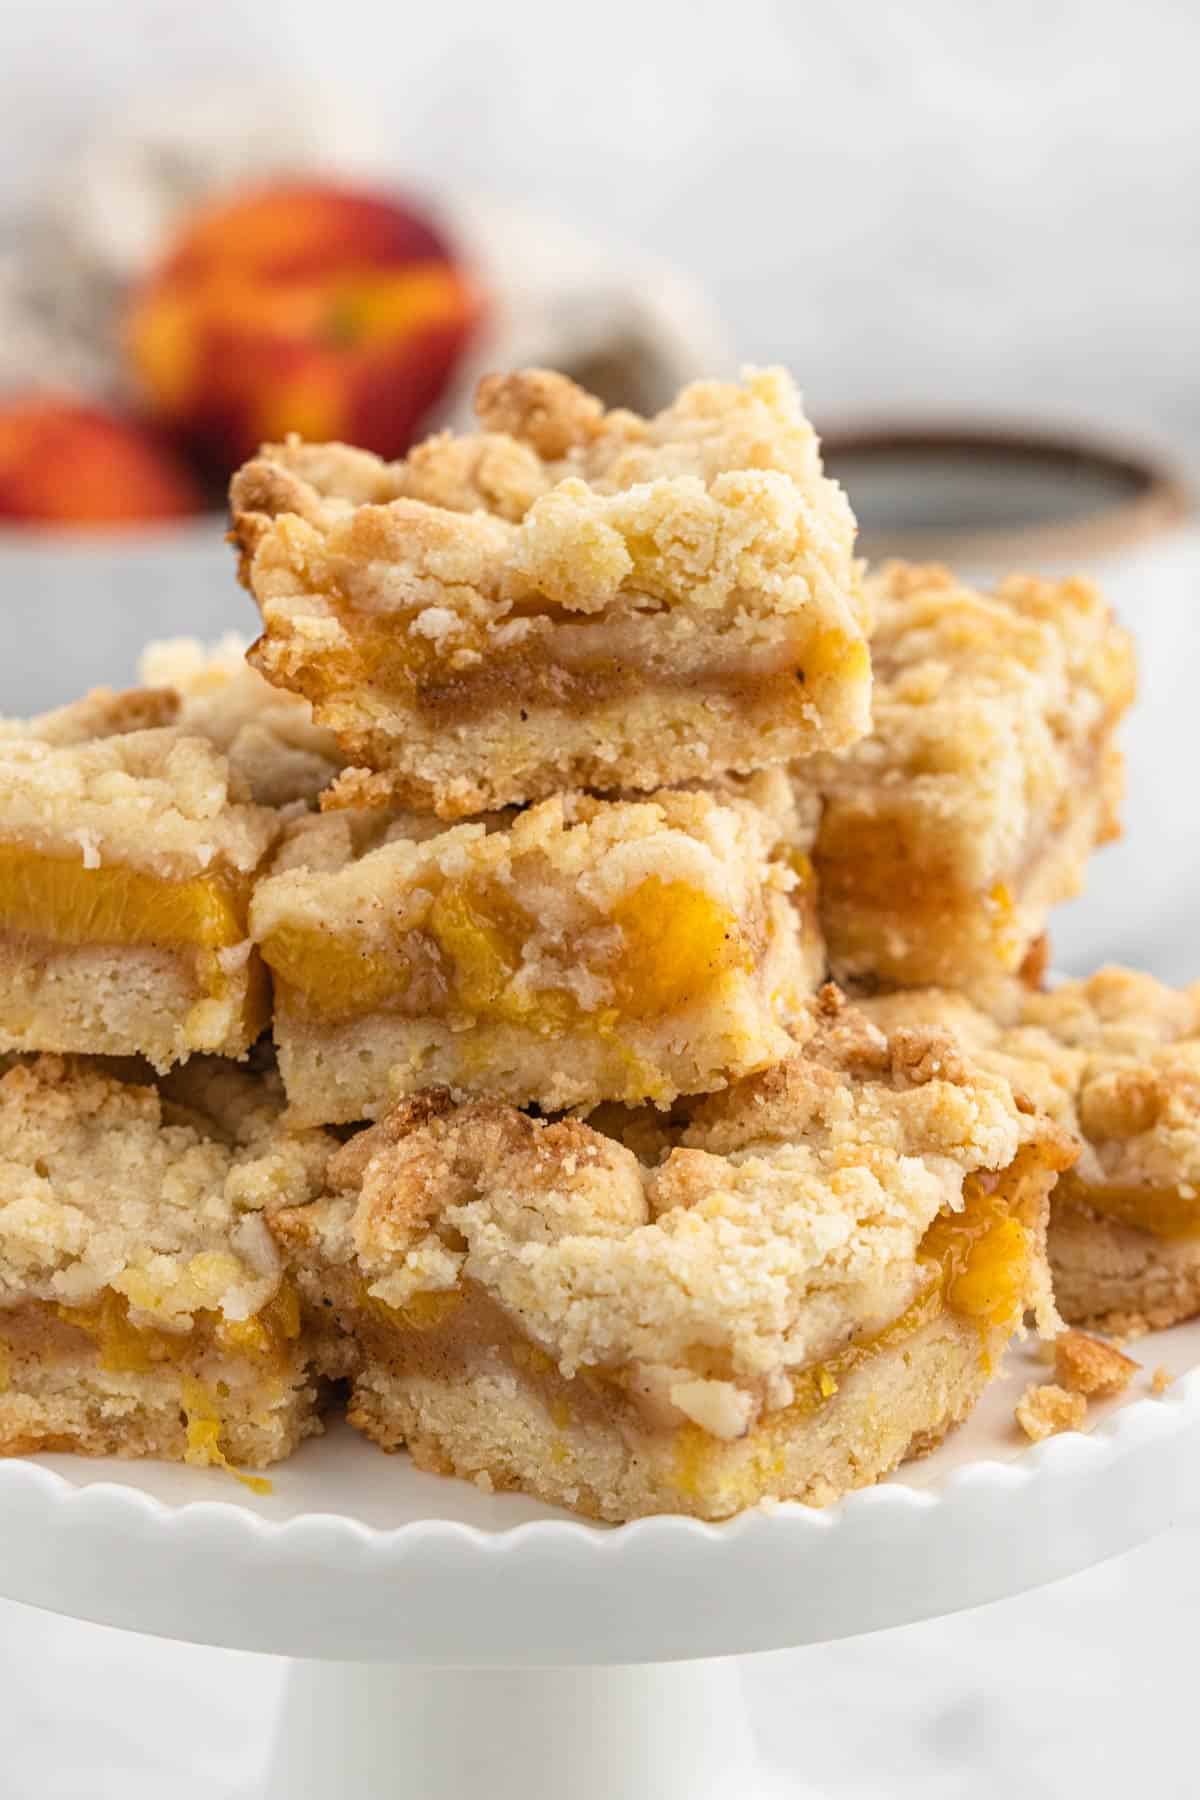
<box><xmin>0</xmin><ymin>2</ymin><xmax>1198</xmax><ymax>1792</ymax></box>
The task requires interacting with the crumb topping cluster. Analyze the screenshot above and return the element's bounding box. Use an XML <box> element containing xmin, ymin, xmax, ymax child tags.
<box><xmin>867</xmin><ymin>967</ymin><xmax>1200</xmax><ymax>1193</ymax></box>
<box><xmin>139</xmin><ymin>635</ymin><xmax>341</xmax><ymax>808</ymax></box>
<box><xmin>0</xmin><ymin>1055</ymin><xmax>328</xmax><ymax>1328</ymax></box>
<box><xmin>256</xmin><ymin>767</ymin><xmax>804</xmax><ymax>940</ymax></box>
<box><xmin>0</xmin><ymin>725</ymin><xmax>277</xmax><ymax>878</ymax></box>
<box><xmin>234</xmin><ymin>365</ymin><xmax>857</xmax><ymax>579</ymax></box>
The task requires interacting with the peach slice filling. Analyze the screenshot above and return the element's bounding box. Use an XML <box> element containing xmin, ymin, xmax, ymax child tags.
<box><xmin>259</xmin><ymin>874</ymin><xmax>752</xmax><ymax>1030</ymax></box>
<box><xmin>43</xmin><ymin>1284</ymin><xmax>301</xmax><ymax>1491</ymax></box>
<box><xmin>1054</xmin><ymin>1170</ymin><xmax>1200</xmax><ymax>1240</ymax></box>
<box><xmin>0</xmin><ymin>841</ymin><xmax>269</xmax><ymax>1031</ymax></box>
<box><xmin>815</xmin><ymin>809</ymin><xmax>1023</xmax><ymax>969</ymax></box>
<box><xmin>760</xmin><ymin>1171</ymin><xmax>1031</xmax><ymax>1418</ymax></box>
<box><xmin>278</xmin><ymin>596</ymin><xmax>867</xmax><ymax>728</ymax></box>
<box><xmin>51</xmin><ymin>1281</ymin><xmax>303</xmax><ymax>1374</ymax></box>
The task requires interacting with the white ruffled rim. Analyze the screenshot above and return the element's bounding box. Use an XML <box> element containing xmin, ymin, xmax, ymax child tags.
<box><xmin>1</xmin><ymin>1359</ymin><xmax>1192</xmax><ymax>1549</ymax></box>
<box><xmin>0</xmin><ymin>1341</ymin><xmax>1195</xmax><ymax>1662</ymax></box>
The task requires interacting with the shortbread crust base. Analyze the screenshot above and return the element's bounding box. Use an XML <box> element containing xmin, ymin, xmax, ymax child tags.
<box><xmin>0</xmin><ymin>1318</ymin><xmax>321</xmax><ymax>1469</ymax></box>
<box><xmin>339</xmin><ymin>674</ymin><xmax>868</xmax><ymax>822</ymax></box>
<box><xmin>1049</xmin><ymin>1208</ymin><xmax>1200</xmax><ymax>1335</ymax></box>
<box><xmin>0</xmin><ymin>938</ymin><xmax>264</xmax><ymax>1070</ymax></box>
<box><xmin>347</xmin><ymin>1306</ymin><xmax>1004</xmax><ymax>1521</ymax></box>
<box><xmin>274</xmin><ymin>988</ymin><xmax>810</xmax><ymax>1125</ymax></box>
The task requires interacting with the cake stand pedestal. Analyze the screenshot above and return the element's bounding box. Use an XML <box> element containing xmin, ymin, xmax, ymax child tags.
<box><xmin>1</xmin><ymin>1330</ymin><xmax>1198</xmax><ymax>1799</ymax></box>
<box><xmin>265</xmin><ymin>1660</ymin><xmax>795</xmax><ymax>1800</ymax></box>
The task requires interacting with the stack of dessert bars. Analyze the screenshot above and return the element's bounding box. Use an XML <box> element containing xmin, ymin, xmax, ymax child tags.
<box><xmin>0</xmin><ymin>366</ymin><xmax>1186</xmax><ymax>1521</ymax></box>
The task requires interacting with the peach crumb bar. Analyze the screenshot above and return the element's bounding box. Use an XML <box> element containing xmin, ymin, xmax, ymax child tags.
<box><xmin>0</xmin><ymin>1053</ymin><xmax>331</xmax><ymax>1471</ymax></box>
<box><xmin>273</xmin><ymin>992</ymin><xmax>1071</xmax><ymax>1521</ymax></box>
<box><xmin>0</xmin><ymin>644</ymin><xmax>337</xmax><ymax>1070</ymax></box>
<box><xmin>230</xmin><ymin>367</ymin><xmax>871</xmax><ymax>819</ymax></box>
<box><xmin>251</xmin><ymin>769</ymin><xmax>823</xmax><ymax>1122</ymax></box>
<box><xmin>792</xmin><ymin>561</ymin><xmax>1135</xmax><ymax>989</ymax></box>
<box><xmin>865</xmin><ymin>968</ymin><xmax>1200</xmax><ymax>1334</ymax></box>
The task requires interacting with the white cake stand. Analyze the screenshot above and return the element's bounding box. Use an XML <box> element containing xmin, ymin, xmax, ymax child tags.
<box><xmin>2</xmin><ymin>1325</ymin><xmax>1199</xmax><ymax>1800</ymax></box>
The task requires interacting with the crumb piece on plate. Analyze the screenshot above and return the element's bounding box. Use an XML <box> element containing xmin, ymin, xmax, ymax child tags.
<box><xmin>1054</xmin><ymin>1329</ymin><xmax>1138</xmax><ymax>1398</ymax></box>
<box><xmin>1016</xmin><ymin>1383</ymin><xmax>1088</xmax><ymax>1442</ymax></box>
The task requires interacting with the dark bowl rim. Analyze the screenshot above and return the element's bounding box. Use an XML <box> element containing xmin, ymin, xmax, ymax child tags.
<box><xmin>819</xmin><ymin>419</ymin><xmax>1195</xmax><ymax>563</ymax></box>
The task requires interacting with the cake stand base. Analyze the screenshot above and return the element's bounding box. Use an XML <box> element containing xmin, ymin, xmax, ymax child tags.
<box><xmin>262</xmin><ymin>1659</ymin><xmax>799</xmax><ymax>1800</ymax></box>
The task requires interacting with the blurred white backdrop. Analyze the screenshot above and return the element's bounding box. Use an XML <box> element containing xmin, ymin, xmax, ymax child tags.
<box><xmin>1</xmin><ymin>0</ymin><xmax>1197</xmax><ymax>463</ymax></box>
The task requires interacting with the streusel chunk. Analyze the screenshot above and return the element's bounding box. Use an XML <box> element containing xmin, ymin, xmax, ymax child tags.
<box><xmin>0</xmin><ymin>1054</ymin><xmax>332</xmax><ymax>1470</ymax></box>
<box><xmin>793</xmin><ymin>561</ymin><xmax>1135</xmax><ymax>988</ymax></box>
<box><xmin>274</xmin><ymin>996</ymin><xmax>1071</xmax><ymax>1520</ymax></box>
<box><xmin>231</xmin><ymin>367</ymin><xmax>870</xmax><ymax>818</ymax></box>
<box><xmin>1015</xmin><ymin>1382</ymin><xmax>1087</xmax><ymax>1442</ymax></box>
<box><xmin>251</xmin><ymin>768</ymin><xmax>823</xmax><ymax>1122</ymax></box>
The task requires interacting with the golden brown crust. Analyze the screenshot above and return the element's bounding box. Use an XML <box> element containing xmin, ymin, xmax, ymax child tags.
<box><xmin>1047</xmin><ymin>1207</ymin><xmax>1200</xmax><ymax>1335</ymax></box>
<box><xmin>343</xmin><ymin>1304</ymin><xmax>1023</xmax><ymax>1520</ymax></box>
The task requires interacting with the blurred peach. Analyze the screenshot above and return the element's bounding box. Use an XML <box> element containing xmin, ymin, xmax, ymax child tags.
<box><xmin>125</xmin><ymin>181</ymin><xmax>480</xmax><ymax>471</ymax></box>
<box><xmin>0</xmin><ymin>396</ymin><xmax>205</xmax><ymax>528</ymax></box>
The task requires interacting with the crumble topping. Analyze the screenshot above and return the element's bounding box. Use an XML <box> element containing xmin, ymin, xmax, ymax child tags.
<box><xmin>0</xmin><ymin>1055</ymin><xmax>329</xmax><ymax>1328</ymax></box>
<box><xmin>0</xmin><ymin>726</ymin><xmax>278</xmax><ymax>878</ymax></box>
<box><xmin>865</xmin><ymin>968</ymin><xmax>1200</xmax><ymax>1196</ymax></box>
<box><xmin>234</xmin><ymin>364</ymin><xmax>854</xmax><ymax>548</ymax></box>
<box><xmin>139</xmin><ymin>635</ymin><xmax>342</xmax><ymax>807</ymax></box>
<box><xmin>0</xmin><ymin>685</ymin><xmax>180</xmax><ymax>746</ymax></box>
<box><xmin>277</xmin><ymin>1007</ymin><xmax>1048</xmax><ymax>1407</ymax></box>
